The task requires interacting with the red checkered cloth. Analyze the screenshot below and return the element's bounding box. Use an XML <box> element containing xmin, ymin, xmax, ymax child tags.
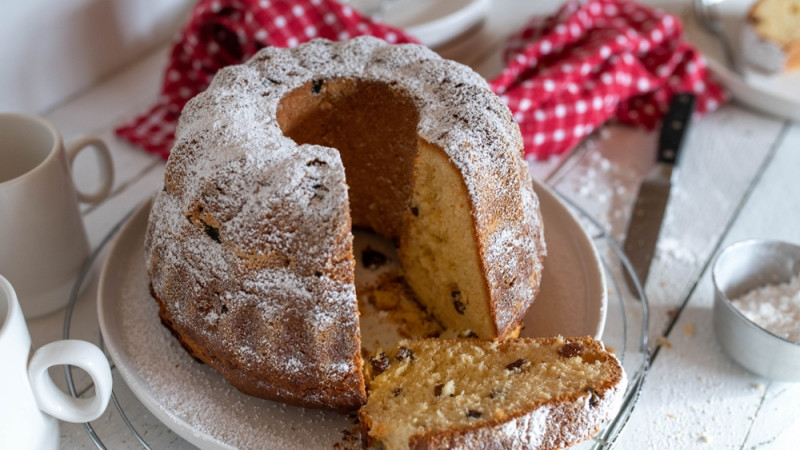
<box><xmin>115</xmin><ymin>0</ymin><xmax>418</xmax><ymax>159</ymax></box>
<box><xmin>490</xmin><ymin>0</ymin><xmax>727</xmax><ymax>159</ymax></box>
<box><xmin>115</xmin><ymin>0</ymin><xmax>726</xmax><ymax>161</ymax></box>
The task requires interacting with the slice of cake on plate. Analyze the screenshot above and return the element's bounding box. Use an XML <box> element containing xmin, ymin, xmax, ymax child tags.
<box><xmin>360</xmin><ymin>336</ymin><xmax>627</xmax><ymax>450</ymax></box>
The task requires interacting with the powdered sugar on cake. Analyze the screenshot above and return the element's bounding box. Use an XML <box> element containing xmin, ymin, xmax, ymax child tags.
<box><xmin>144</xmin><ymin>36</ymin><xmax>545</xmax><ymax>411</ymax></box>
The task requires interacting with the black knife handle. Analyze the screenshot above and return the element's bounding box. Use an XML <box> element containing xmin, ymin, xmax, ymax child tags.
<box><xmin>658</xmin><ymin>93</ymin><xmax>696</xmax><ymax>164</ymax></box>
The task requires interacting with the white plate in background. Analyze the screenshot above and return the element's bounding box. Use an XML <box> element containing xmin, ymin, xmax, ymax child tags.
<box><xmin>350</xmin><ymin>0</ymin><xmax>490</xmax><ymax>47</ymax></box>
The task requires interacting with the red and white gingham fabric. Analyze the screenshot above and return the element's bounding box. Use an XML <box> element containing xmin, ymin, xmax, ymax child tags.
<box><xmin>115</xmin><ymin>0</ymin><xmax>727</xmax><ymax>161</ymax></box>
<box><xmin>115</xmin><ymin>0</ymin><xmax>418</xmax><ymax>159</ymax></box>
<box><xmin>490</xmin><ymin>0</ymin><xmax>727</xmax><ymax>159</ymax></box>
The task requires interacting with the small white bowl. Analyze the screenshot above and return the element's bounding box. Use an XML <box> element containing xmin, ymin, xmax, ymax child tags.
<box><xmin>712</xmin><ymin>239</ymin><xmax>800</xmax><ymax>381</ymax></box>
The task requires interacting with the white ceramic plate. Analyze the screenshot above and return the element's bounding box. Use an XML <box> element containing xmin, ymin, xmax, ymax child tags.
<box><xmin>349</xmin><ymin>0</ymin><xmax>490</xmax><ymax>48</ymax></box>
<box><xmin>678</xmin><ymin>0</ymin><xmax>800</xmax><ymax>121</ymax></box>
<box><xmin>97</xmin><ymin>180</ymin><xmax>606</xmax><ymax>450</ymax></box>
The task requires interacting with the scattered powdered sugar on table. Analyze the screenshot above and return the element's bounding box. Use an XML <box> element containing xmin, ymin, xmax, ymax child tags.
<box><xmin>730</xmin><ymin>273</ymin><xmax>800</xmax><ymax>343</ymax></box>
<box><xmin>544</xmin><ymin>125</ymin><xmax>708</xmax><ymax>309</ymax></box>
<box><xmin>548</xmin><ymin>129</ymin><xmax>639</xmax><ymax>244</ymax></box>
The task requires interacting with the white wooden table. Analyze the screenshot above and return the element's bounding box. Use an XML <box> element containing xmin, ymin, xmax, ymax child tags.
<box><xmin>23</xmin><ymin>0</ymin><xmax>800</xmax><ymax>448</ymax></box>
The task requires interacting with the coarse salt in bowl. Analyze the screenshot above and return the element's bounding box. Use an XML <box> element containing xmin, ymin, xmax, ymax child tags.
<box><xmin>712</xmin><ymin>239</ymin><xmax>800</xmax><ymax>381</ymax></box>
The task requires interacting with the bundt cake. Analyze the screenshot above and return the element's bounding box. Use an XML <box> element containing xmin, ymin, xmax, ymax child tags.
<box><xmin>741</xmin><ymin>0</ymin><xmax>800</xmax><ymax>73</ymax></box>
<box><xmin>144</xmin><ymin>36</ymin><xmax>546</xmax><ymax>412</ymax></box>
<box><xmin>359</xmin><ymin>337</ymin><xmax>627</xmax><ymax>450</ymax></box>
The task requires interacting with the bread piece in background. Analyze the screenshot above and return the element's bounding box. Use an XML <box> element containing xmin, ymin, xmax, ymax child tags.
<box><xmin>741</xmin><ymin>0</ymin><xmax>800</xmax><ymax>73</ymax></box>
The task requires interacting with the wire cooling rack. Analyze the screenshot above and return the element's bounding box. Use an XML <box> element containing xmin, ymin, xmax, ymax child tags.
<box><xmin>556</xmin><ymin>193</ymin><xmax>651</xmax><ymax>450</ymax></box>
<box><xmin>63</xmin><ymin>189</ymin><xmax>650</xmax><ymax>450</ymax></box>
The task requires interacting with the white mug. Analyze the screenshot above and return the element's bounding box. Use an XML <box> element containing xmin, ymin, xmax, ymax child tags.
<box><xmin>0</xmin><ymin>113</ymin><xmax>114</xmax><ymax>318</ymax></box>
<box><xmin>0</xmin><ymin>274</ymin><xmax>112</xmax><ymax>449</ymax></box>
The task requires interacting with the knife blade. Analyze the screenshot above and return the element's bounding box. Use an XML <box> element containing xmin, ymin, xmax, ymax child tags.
<box><xmin>623</xmin><ymin>93</ymin><xmax>696</xmax><ymax>297</ymax></box>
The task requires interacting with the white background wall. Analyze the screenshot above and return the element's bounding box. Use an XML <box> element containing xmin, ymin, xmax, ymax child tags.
<box><xmin>1</xmin><ymin>0</ymin><xmax>194</xmax><ymax>115</ymax></box>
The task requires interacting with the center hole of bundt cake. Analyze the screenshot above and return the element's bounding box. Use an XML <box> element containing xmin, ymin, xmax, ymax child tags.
<box><xmin>276</xmin><ymin>78</ymin><xmax>419</xmax><ymax>241</ymax></box>
<box><xmin>277</xmin><ymin>78</ymin><xmax>497</xmax><ymax>341</ymax></box>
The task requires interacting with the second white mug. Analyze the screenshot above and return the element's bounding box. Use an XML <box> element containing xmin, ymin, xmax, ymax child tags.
<box><xmin>0</xmin><ymin>274</ymin><xmax>113</xmax><ymax>449</ymax></box>
<box><xmin>0</xmin><ymin>113</ymin><xmax>114</xmax><ymax>318</ymax></box>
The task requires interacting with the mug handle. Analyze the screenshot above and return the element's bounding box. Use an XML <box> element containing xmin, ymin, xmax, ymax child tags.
<box><xmin>66</xmin><ymin>137</ymin><xmax>114</xmax><ymax>204</ymax></box>
<box><xmin>27</xmin><ymin>339</ymin><xmax>113</xmax><ymax>423</ymax></box>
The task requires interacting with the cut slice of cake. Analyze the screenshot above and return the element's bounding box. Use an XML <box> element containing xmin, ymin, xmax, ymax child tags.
<box><xmin>359</xmin><ymin>337</ymin><xmax>627</xmax><ymax>450</ymax></box>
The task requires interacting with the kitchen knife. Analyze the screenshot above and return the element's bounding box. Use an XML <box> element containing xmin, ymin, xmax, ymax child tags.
<box><xmin>623</xmin><ymin>93</ymin><xmax>696</xmax><ymax>297</ymax></box>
